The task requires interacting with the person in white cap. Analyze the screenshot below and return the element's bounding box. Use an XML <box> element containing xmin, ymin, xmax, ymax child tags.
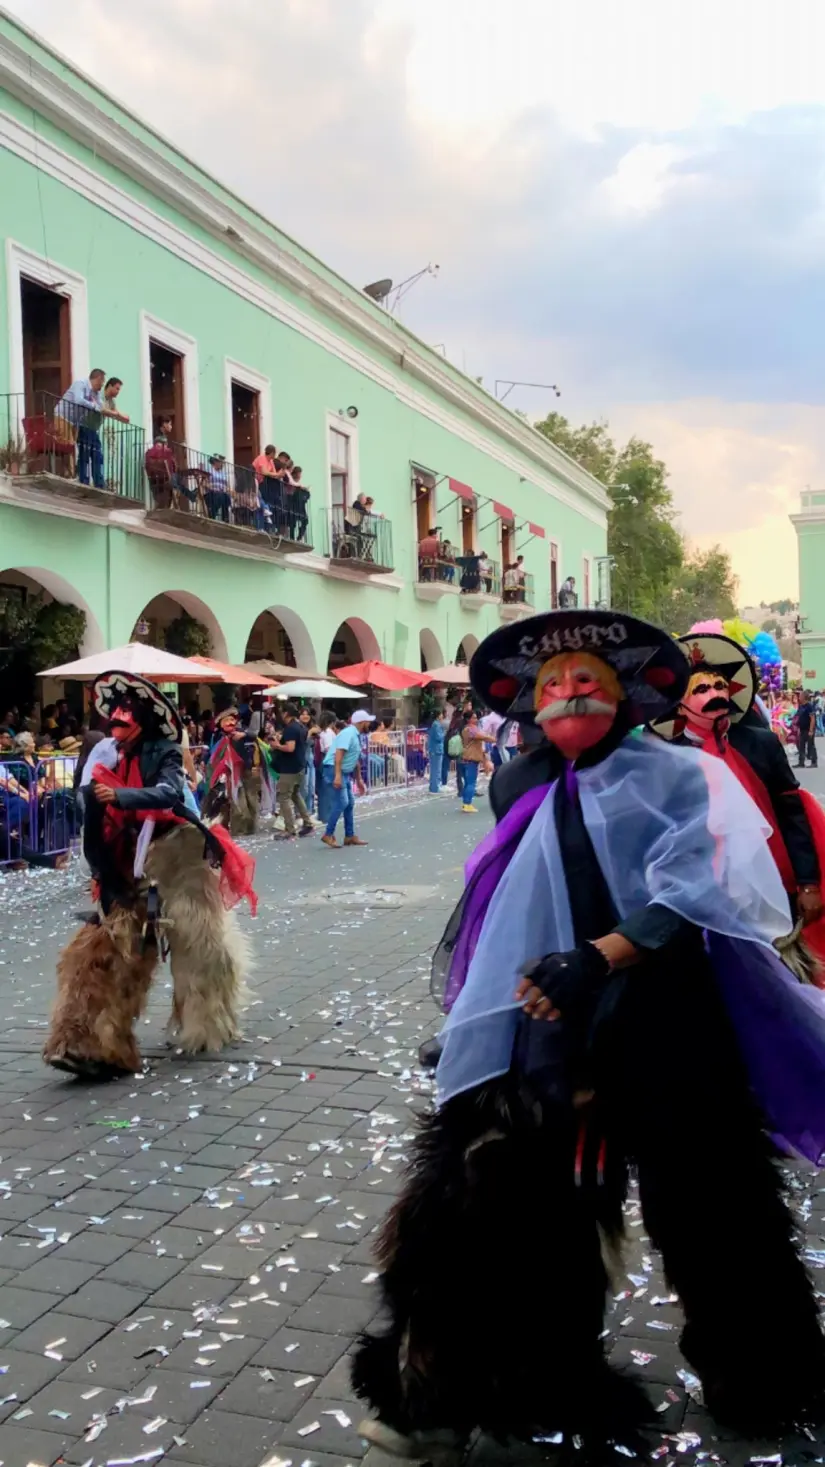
<box><xmin>321</xmin><ymin>709</ymin><xmax>373</xmax><ymax>847</ymax></box>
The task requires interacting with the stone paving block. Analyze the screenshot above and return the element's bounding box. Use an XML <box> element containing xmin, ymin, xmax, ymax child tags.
<box><xmin>0</xmin><ymin>1234</ymin><xmax>57</xmax><ymax>1270</ymax></box>
<box><xmin>60</xmin><ymin>1407</ymin><xmax>183</xmax><ymax>1464</ymax></box>
<box><xmin>214</xmin><ymin>1364</ymin><xmax>318</xmax><ymax>1419</ymax></box>
<box><xmin>187</xmin><ymin>1142</ymin><xmax>260</xmax><ymax>1168</ymax></box>
<box><xmin>95</xmin><ymin>1250</ymin><xmax>188</xmax><ymax>1291</ymax></box>
<box><xmin>0</xmin><ymin>1422</ymin><xmax>67</xmax><ymax>1465</ymax></box>
<box><xmin>127</xmin><ymin>1181</ymin><xmax>207</xmax><ymax>1214</ymax></box>
<box><xmin>189</xmin><ymin>1241</ymin><xmax>276</xmax><ymax>1278</ymax></box>
<box><xmin>0</xmin><ymin>1189</ymin><xmax>53</xmax><ymax>1221</ymax></box>
<box><xmin>170</xmin><ymin>1201</ymin><xmax>254</xmax><ymax>1233</ymax></box>
<box><xmin>156</xmin><ymin>1329</ymin><xmax>261</xmax><ymax>1378</ymax></box>
<box><xmin>281</xmin><ymin>1237</ymin><xmax>352</xmax><ymax>1273</ymax></box>
<box><xmin>288</xmin><ymin>1292</ymin><xmax>375</xmax><ymax>1337</ymax></box>
<box><xmin>164</xmin><ymin>1405</ymin><xmax>286</xmax><ymax>1467</ymax></box>
<box><xmin>125</xmin><ymin>1366</ymin><xmax>224</xmax><ymax>1422</ymax></box>
<box><xmin>54</xmin><ymin>1278</ymin><xmax>149</xmax><ymax>1323</ymax></box>
<box><xmin>0</xmin><ymin>1285</ymin><xmax>63</xmax><ymax>1331</ymax></box>
<box><xmin>0</xmin><ymin>1348</ymin><xmax>65</xmax><ymax>1419</ymax></box>
<box><xmin>144</xmin><ymin>1270</ymin><xmax>238</xmax><ymax>1311</ymax></box>
<box><xmin>12</xmin><ymin>1377</ymin><xmax>124</xmax><ymax>1433</ymax></box>
<box><xmin>54</xmin><ymin>1231</ymin><xmax>134</xmax><ymax>1266</ymax></box>
<box><xmin>89</xmin><ymin>1204</ymin><xmax>177</xmax><ymax>1238</ymax></box>
<box><xmin>316</xmin><ymin>1265</ymin><xmax>379</xmax><ymax>1301</ymax></box>
<box><xmin>219</xmin><ymin>1122</ymin><xmax>297</xmax><ymax>1147</ymax></box>
<box><xmin>10</xmin><ymin>1254</ymin><xmax>102</xmax><ymax>1296</ymax></box>
<box><xmin>203</xmin><ymin>1292</ymin><xmax>288</xmax><ymax>1340</ymax></box>
<box><xmin>247</xmin><ymin>1196</ymin><xmax>324</xmax><ymax>1227</ymax></box>
<box><xmin>252</xmin><ymin>1327</ymin><xmax>351</xmax><ymax>1375</ymax></box>
<box><xmin>278</xmin><ymin>1395</ymin><xmax>367</xmax><ymax>1458</ymax></box>
<box><xmin>135</xmin><ymin>1224</ymin><xmax>212</xmax><ymax>1261</ymax></box>
<box><xmin>9</xmin><ymin>1311</ymin><xmax>113</xmax><ymax>1362</ymax></box>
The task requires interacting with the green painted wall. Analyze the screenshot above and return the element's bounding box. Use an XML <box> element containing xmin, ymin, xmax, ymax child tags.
<box><xmin>0</xmin><ymin>20</ymin><xmax>607</xmax><ymax>678</ymax></box>
<box><xmin>797</xmin><ymin>521</ymin><xmax>825</xmax><ymax>684</ymax></box>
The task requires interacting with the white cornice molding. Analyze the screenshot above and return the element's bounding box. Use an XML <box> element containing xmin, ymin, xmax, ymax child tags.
<box><xmin>0</xmin><ymin>36</ymin><xmax>607</xmax><ymax>522</ymax></box>
<box><xmin>790</xmin><ymin>512</ymin><xmax>825</xmax><ymax>527</ymax></box>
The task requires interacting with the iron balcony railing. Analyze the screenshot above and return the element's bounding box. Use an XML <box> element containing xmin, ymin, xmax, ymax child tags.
<box><xmin>323</xmin><ymin>505</ymin><xmax>394</xmax><ymax>572</ymax></box>
<box><xmin>502</xmin><ymin>569</ymin><xmax>535</xmax><ymax>606</ymax></box>
<box><xmin>144</xmin><ymin>441</ymin><xmax>313</xmax><ymax>546</ymax></box>
<box><xmin>457</xmin><ymin>554</ymin><xmax>501</xmax><ymax>597</ymax></box>
<box><xmin>0</xmin><ymin>390</ymin><xmax>145</xmax><ymax>500</ymax></box>
<box><xmin>417</xmin><ymin>551</ymin><xmax>460</xmax><ymax>587</ymax></box>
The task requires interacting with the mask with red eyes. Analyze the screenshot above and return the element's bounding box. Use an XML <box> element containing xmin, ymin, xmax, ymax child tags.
<box><xmin>680</xmin><ymin>668</ymin><xmax>733</xmax><ymax>735</ymax></box>
<box><xmin>534</xmin><ymin>651</ymin><xmax>622</xmax><ymax>759</ymax></box>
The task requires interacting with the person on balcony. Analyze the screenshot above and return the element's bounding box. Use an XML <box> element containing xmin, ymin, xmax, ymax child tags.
<box><xmin>439</xmin><ymin>539</ymin><xmax>457</xmax><ymax>583</ymax></box>
<box><xmin>290</xmin><ymin>466</ymin><xmax>311</xmax><ymax>542</ymax></box>
<box><xmin>203</xmin><ymin>454</ymin><xmax>232</xmax><ymax>522</ymax></box>
<box><xmin>418</xmin><ymin>526</ymin><xmax>441</xmax><ymax>582</ymax></box>
<box><xmin>144</xmin><ymin>434</ymin><xmax>178</xmax><ymax>509</ymax></box>
<box><xmin>343</xmin><ymin>493</ymin><xmax>369</xmax><ymax>556</ymax></box>
<box><xmin>56</xmin><ymin>368</ymin><xmax>107</xmax><ymax>489</ymax></box>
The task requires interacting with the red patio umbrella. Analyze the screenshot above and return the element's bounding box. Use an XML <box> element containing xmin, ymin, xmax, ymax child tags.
<box><xmin>333</xmin><ymin>660</ymin><xmax>432</xmax><ymax>691</ymax></box>
<box><xmin>189</xmin><ymin>655</ymin><xmax>273</xmax><ymax>687</ymax></box>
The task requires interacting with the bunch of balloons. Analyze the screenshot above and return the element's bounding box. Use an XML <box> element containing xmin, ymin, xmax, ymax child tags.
<box><xmin>746</xmin><ymin>630</ymin><xmax>784</xmax><ymax>693</ymax></box>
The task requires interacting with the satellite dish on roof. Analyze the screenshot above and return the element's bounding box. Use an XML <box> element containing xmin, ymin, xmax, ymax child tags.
<box><xmin>363</xmin><ymin>278</ymin><xmax>393</xmax><ymax>303</ymax></box>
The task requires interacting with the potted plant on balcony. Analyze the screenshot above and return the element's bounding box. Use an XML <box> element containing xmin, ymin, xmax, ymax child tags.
<box><xmin>0</xmin><ymin>431</ymin><xmax>27</xmax><ymax>476</ymax></box>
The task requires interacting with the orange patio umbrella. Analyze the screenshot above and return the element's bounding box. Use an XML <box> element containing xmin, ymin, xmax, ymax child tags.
<box><xmin>190</xmin><ymin>655</ymin><xmax>273</xmax><ymax>687</ymax></box>
<box><xmin>333</xmin><ymin>660</ymin><xmax>432</xmax><ymax>692</ymax></box>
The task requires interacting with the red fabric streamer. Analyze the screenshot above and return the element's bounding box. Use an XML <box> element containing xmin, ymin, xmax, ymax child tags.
<box><xmin>204</xmin><ymin>822</ymin><xmax>258</xmax><ymax>916</ymax></box>
<box><xmin>700</xmin><ymin>737</ymin><xmax>796</xmax><ymax>893</ymax></box>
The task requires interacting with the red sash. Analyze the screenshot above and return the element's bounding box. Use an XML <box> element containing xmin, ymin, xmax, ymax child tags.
<box><xmin>91</xmin><ymin>757</ymin><xmax>257</xmax><ymax>915</ymax></box>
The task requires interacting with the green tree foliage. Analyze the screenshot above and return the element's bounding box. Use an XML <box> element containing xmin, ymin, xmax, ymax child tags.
<box><xmin>0</xmin><ymin>594</ymin><xmax>85</xmax><ymax>671</ymax></box>
<box><xmin>164</xmin><ymin>611</ymin><xmax>211</xmax><ymax>658</ymax></box>
<box><xmin>768</xmin><ymin>598</ymin><xmax>796</xmax><ymax>616</ymax></box>
<box><xmin>534</xmin><ymin>412</ymin><xmax>737</xmax><ymax>628</ymax></box>
<box><xmin>761</xmin><ymin>617</ymin><xmax>783</xmax><ymax>635</ymax></box>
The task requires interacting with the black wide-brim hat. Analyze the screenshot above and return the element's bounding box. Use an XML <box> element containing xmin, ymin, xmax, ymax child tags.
<box><xmin>92</xmin><ymin>671</ymin><xmax>182</xmax><ymax>745</ymax></box>
<box><xmin>470</xmin><ymin>609</ymin><xmax>689</xmax><ymax>727</ymax></box>
<box><xmin>648</xmin><ymin>632</ymin><xmax>756</xmax><ymax>741</ymax></box>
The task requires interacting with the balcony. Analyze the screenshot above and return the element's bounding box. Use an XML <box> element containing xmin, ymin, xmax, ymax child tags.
<box><xmin>500</xmin><ymin>570</ymin><xmax>535</xmax><ymax>620</ymax></box>
<box><xmin>459</xmin><ymin>555</ymin><xmax>501</xmax><ymax>609</ymax></box>
<box><xmin>144</xmin><ymin>445</ymin><xmax>314</xmax><ymax>553</ymax></box>
<box><xmin>415</xmin><ymin>553</ymin><xmax>461</xmax><ymax>602</ymax></box>
<box><xmin>322</xmin><ymin>505</ymin><xmax>394</xmax><ymax>574</ymax></box>
<box><xmin>0</xmin><ymin>390</ymin><xmax>144</xmax><ymax>506</ymax></box>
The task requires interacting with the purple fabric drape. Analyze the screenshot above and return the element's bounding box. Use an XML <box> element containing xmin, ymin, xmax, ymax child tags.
<box><xmin>444</xmin><ymin>780</ymin><xmax>825</xmax><ymax>1164</ymax></box>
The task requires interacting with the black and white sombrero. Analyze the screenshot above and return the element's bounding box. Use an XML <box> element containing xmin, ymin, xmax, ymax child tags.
<box><xmin>470</xmin><ymin>609</ymin><xmax>689</xmax><ymax>727</ymax></box>
<box><xmin>91</xmin><ymin>671</ymin><xmax>182</xmax><ymax>744</ymax></box>
<box><xmin>648</xmin><ymin>633</ymin><xmax>757</xmax><ymax>741</ymax></box>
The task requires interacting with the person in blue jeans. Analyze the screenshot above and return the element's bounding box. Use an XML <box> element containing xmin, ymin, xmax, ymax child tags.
<box><xmin>427</xmin><ymin>710</ymin><xmax>448</xmax><ymax>792</ymax></box>
<box><xmin>321</xmin><ymin>710</ymin><xmax>373</xmax><ymax>848</ymax></box>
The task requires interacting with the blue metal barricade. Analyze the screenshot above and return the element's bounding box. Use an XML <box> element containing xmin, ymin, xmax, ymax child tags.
<box><xmin>0</xmin><ymin>756</ymin><xmax>78</xmax><ymax>866</ymax></box>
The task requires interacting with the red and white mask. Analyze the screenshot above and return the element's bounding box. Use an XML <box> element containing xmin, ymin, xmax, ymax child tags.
<box><xmin>680</xmin><ymin>668</ymin><xmax>733</xmax><ymax>736</ymax></box>
<box><xmin>534</xmin><ymin>652</ymin><xmax>622</xmax><ymax>759</ymax></box>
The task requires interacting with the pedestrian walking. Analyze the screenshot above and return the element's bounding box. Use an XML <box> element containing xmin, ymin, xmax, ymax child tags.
<box><xmin>315</xmin><ymin>711</ymin><xmax>337</xmax><ymax>825</ymax></box>
<box><xmin>797</xmin><ymin>689</ymin><xmax>818</xmax><ymax>769</ymax></box>
<box><xmin>271</xmin><ymin>703</ymin><xmax>315</xmax><ymax>839</ymax></box>
<box><xmin>426</xmin><ymin>710</ymin><xmax>448</xmax><ymax>792</ymax></box>
<box><xmin>321</xmin><ymin>710</ymin><xmax>372</xmax><ymax>848</ymax></box>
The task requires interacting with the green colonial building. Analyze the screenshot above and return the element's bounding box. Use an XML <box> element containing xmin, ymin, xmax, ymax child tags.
<box><xmin>0</xmin><ymin>11</ymin><xmax>608</xmax><ymax>710</ymax></box>
<box><xmin>794</xmin><ymin>492</ymin><xmax>825</xmax><ymax>686</ymax></box>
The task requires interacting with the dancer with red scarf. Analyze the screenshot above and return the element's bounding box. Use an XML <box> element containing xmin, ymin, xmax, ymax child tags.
<box><xmin>203</xmin><ymin>707</ymin><xmax>260</xmax><ymax>835</ymax></box>
<box><xmin>650</xmin><ymin>631</ymin><xmax>825</xmax><ymax>983</ymax></box>
<box><xmin>43</xmin><ymin>671</ymin><xmax>257</xmax><ymax>1080</ymax></box>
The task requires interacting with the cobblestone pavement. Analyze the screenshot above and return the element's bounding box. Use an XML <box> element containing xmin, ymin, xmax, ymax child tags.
<box><xmin>0</xmin><ymin>778</ymin><xmax>823</xmax><ymax>1466</ymax></box>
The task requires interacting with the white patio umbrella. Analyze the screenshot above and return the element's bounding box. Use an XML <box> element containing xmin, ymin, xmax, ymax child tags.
<box><xmin>268</xmin><ymin>678</ymin><xmax>364</xmax><ymax>699</ymax></box>
<box><xmin>40</xmin><ymin>642</ymin><xmax>210</xmax><ymax>683</ymax></box>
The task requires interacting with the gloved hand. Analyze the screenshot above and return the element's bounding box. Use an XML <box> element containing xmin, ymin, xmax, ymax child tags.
<box><xmin>515</xmin><ymin>943</ymin><xmax>611</xmax><ymax>1021</ymax></box>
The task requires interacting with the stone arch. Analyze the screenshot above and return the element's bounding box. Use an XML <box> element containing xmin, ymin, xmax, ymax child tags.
<box><xmin>4</xmin><ymin>566</ymin><xmax>105</xmax><ymax>654</ymax></box>
<box><xmin>131</xmin><ymin>590</ymin><xmax>229</xmax><ymax>661</ymax></box>
<box><xmin>326</xmin><ymin>616</ymin><xmax>381</xmax><ymax>673</ymax></box>
<box><xmin>455</xmin><ymin>633</ymin><xmax>480</xmax><ymax>665</ymax></box>
<box><xmin>244</xmin><ymin>605</ymin><xmax>318</xmax><ymax>672</ymax></box>
<box><xmin>419</xmin><ymin>627</ymin><xmax>444</xmax><ymax>671</ymax></box>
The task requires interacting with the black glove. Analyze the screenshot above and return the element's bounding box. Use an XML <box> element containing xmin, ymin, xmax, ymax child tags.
<box><xmin>519</xmin><ymin>943</ymin><xmax>611</xmax><ymax>1020</ymax></box>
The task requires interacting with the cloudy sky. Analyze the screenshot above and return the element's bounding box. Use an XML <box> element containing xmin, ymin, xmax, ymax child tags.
<box><xmin>10</xmin><ymin>0</ymin><xmax>825</xmax><ymax>602</ymax></box>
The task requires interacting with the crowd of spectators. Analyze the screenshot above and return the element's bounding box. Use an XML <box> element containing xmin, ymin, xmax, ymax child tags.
<box><xmin>145</xmin><ymin>428</ymin><xmax>312</xmax><ymax>542</ymax></box>
<box><xmin>416</xmin><ymin>527</ymin><xmax>501</xmax><ymax>593</ymax></box>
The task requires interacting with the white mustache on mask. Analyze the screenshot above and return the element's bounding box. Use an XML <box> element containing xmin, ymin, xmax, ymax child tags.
<box><xmin>535</xmin><ymin>695</ymin><xmax>616</xmax><ymax>724</ymax></box>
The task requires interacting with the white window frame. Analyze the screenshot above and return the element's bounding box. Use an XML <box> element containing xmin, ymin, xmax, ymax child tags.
<box><xmin>6</xmin><ymin>239</ymin><xmax>90</xmax><ymax>399</ymax></box>
<box><xmin>582</xmin><ymin>554</ymin><xmax>592</xmax><ymax>608</ymax></box>
<box><xmin>324</xmin><ymin>410</ymin><xmax>360</xmax><ymax>513</ymax></box>
<box><xmin>139</xmin><ymin>311</ymin><xmax>201</xmax><ymax>449</ymax></box>
<box><xmin>224</xmin><ymin>358</ymin><xmax>272</xmax><ymax>465</ymax></box>
<box><xmin>549</xmin><ymin>539</ymin><xmax>561</xmax><ymax>606</ymax></box>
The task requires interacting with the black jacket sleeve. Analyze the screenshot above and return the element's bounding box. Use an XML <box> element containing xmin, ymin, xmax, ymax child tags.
<box><xmin>615</xmin><ymin>902</ymin><xmax>694</xmax><ymax>951</ymax></box>
<box><xmin>114</xmin><ymin>743</ymin><xmax>185</xmax><ymax>812</ymax></box>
